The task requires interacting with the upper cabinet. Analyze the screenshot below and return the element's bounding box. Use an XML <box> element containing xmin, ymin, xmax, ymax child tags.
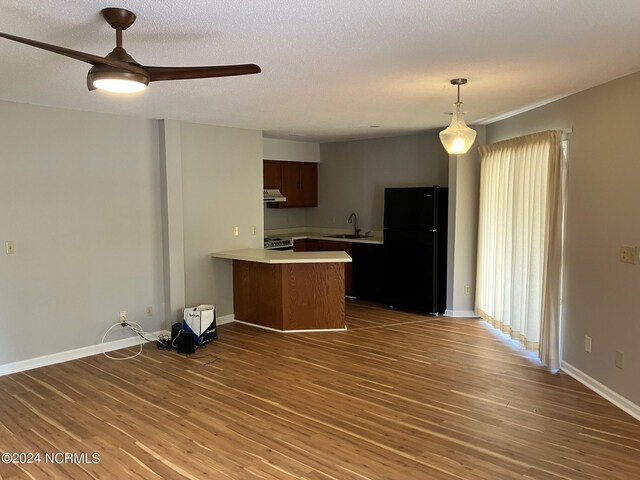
<box><xmin>263</xmin><ymin>160</ymin><xmax>282</xmax><ymax>190</ymax></box>
<box><xmin>264</xmin><ymin>160</ymin><xmax>318</xmax><ymax>208</ymax></box>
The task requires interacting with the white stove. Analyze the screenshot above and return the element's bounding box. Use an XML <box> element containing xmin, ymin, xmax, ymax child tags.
<box><xmin>263</xmin><ymin>237</ymin><xmax>293</xmax><ymax>250</ymax></box>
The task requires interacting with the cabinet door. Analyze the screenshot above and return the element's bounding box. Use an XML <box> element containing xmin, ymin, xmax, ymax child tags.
<box><xmin>315</xmin><ymin>240</ymin><xmax>353</xmax><ymax>295</ymax></box>
<box><xmin>263</xmin><ymin>160</ymin><xmax>282</xmax><ymax>189</ymax></box>
<box><xmin>280</xmin><ymin>162</ymin><xmax>301</xmax><ymax>207</ymax></box>
<box><xmin>293</xmin><ymin>239</ymin><xmax>308</xmax><ymax>251</ymax></box>
<box><xmin>265</xmin><ymin>160</ymin><xmax>318</xmax><ymax>209</ymax></box>
<box><xmin>298</xmin><ymin>162</ymin><xmax>318</xmax><ymax>207</ymax></box>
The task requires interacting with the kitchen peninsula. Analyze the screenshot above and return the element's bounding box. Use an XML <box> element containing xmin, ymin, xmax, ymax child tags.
<box><xmin>211</xmin><ymin>249</ymin><xmax>352</xmax><ymax>332</ymax></box>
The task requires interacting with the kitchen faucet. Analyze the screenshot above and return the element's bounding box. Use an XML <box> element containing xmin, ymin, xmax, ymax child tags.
<box><xmin>348</xmin><ymin>212</ymin><xmax>360</xmax><ymax>236</ymax></box>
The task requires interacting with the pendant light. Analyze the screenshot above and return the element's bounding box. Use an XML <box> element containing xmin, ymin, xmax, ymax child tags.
<box><xmin>439</xmin><ymin>78</ymin><xmax>477</xmax><ymax>154</ymax></box>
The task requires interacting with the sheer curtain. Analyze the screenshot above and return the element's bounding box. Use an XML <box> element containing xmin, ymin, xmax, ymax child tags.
<box><xmin>476</xmin><ymin>130</ymin><xmax>563</xmax><ymax>369</ymax></box>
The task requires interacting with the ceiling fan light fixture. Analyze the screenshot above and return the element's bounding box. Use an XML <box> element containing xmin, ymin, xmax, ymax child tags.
<box><xmin>439</xmin><ymin>78</ymin><xmax>477</xmax><ymax>155</ymax></box>
<box><xmin>88</xmin><ymin>67</ymin><xmax>149</xmax><ymax>93</ymax></box>
<box><xmin>0</xmin><ymin>8</ymin><xmax>261</xmax><ymax>96</ymax></box>
<box><xmin>92</xmin><ymin>78</ymin><xmax>147</xmax><ymax>93</ymax></box>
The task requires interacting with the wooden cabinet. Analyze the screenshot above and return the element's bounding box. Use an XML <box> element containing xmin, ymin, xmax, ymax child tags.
<box><xmin>292</xmin><ymin>238</ymin><xmax>321</xmax><ymax>252</ymax></box>
<box><xmin>297</xmin><ymin>162</ymin><xmax>318</xmax><ymax>207</ymax></box>
<box><xmin>264</xmin><ymin>160</ymin><xmax>317</xmax><ymax>208</ymax></box>
<box><xmin>232</xmin><ymin>260</ymin><xmax>346</xmax><ymax>331</ymax></box>
<box><xmin>294</xmin><ymin>239</ymin><xmax>353</xmax><ymax>295</ymax></box>
<box><xmin>263</xmin><ymin>160</ymin><xmax>282</xmax><ymax>189</ymax></box>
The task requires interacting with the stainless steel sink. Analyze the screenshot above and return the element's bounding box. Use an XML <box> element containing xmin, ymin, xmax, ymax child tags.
<box><xmin>325</xmin><ymin>234</ymin><xmax>372</xmax><ymax>239</ymax></box>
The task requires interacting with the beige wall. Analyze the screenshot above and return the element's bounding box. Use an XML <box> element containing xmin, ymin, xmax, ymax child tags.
<box><xmin>486</xmin><ymin>72</ymin><xmax>640</xmax><ymax>405</ymax></box>
<box><xmin>0</xmin><ymin>100</ymin><xmax>165</xmax><ymax>365</ymax></box>
<box><xmin>446</xmin><ymin>127</ymin><xmax>484</xmax><ymax>317</ymax></box>
<box><xmin>310</xmin><ymin>132</ymin><xmax>449</xmax><ymax>232</ymax></box>
<box><xmin>263</xmin><ymin>138</ymin><xmax>320</xmax><ymax>163</ymax></box>
<box><xmin>0</xmin><ymin>102</ymin><xmax>264</xmax><ymax>369</ymax></box>
<box><xmin>181</xmin><ymin>123</ymin><xmax>263</xmax><ymax>315</ymax></box>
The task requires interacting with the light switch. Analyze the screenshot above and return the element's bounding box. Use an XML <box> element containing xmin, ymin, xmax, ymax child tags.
<box><xmin>5</xmin><ymin>241</ymin><xmax>15</xmax><ymax>255</ymax></box>
<box><xmin>233</xmin><ymin>226</ymin><xmax>239</xmax><ymax>236</ymax></box>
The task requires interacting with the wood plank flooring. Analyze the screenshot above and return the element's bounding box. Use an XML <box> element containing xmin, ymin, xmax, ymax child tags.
<box><xmin>1</xmin><ymin>300</ymin><xmax>639</xmax><ymax>479</ymax></box>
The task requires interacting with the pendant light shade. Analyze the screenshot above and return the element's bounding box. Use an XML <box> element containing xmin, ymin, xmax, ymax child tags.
<box><xmin>439</xmin><ymin>78</ymin><xmax>476</xmax><ymax>154</ymax></box>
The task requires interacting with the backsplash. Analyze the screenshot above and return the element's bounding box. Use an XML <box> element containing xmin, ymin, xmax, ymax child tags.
<box><xmin>264</xmin><ymin>207</ymin><xmax>309</xmax><ymax>230</ymax></box>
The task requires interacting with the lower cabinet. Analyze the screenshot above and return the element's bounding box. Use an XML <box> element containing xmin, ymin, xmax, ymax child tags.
<box><xmin>294</xmin><ymin>238</ymin><xmax>387</xmax><ymax>302</ymax></box>
<box><xmin>294</xmin><ymin>239</ymin><xmax>353</xmax><ymax>295</ymax></box>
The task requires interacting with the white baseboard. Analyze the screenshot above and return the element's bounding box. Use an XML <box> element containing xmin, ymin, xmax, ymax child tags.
<box><xmin>0</xmin><ymin>329</ymin><xmax>164</xmax><ymax>377</ymax></box>
<box><xmin>444</xmin><ymin>309</ymin><xmax>479</xmax><ymax>318</ymax></box>
<box><xmin>0</xmin><ymin>311</ymin><xmax>297</xmax><ymax>377</ymax></box>
<box><xmin>216</xmin><ymin>314</ymin><xmax>235</xmax><ymax>326</ymax></box>
<box><xmin>561</xmin><ymin>361</ymin><xmax>640</xmax><ymax>422</ymax></box>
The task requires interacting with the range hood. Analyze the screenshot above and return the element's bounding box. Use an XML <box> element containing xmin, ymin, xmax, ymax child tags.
<box><xmin>263</xmin><ymin>189</ymin><xmax>286</xmax><ymax>203</ymax></box>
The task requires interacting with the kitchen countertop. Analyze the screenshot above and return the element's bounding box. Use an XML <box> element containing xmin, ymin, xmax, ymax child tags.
<box><xmin>267</xmin><ymin>230</ymin><xmax>384</xmax><ymax>245</ymax></box>
<box><xmin>211</xmin><ymin>248</ymin><xmax>352</xmax><ymax>264</ymax></box>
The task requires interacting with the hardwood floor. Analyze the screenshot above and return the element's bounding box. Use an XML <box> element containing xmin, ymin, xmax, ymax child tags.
<box><xmin>1</xmin><ymin>300</ymin><xmax>639</xmax><ymax>479</ymax></box>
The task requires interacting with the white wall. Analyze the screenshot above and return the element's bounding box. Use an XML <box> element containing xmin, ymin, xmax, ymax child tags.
<box><xmin>181</xmin><ymin>123</ymin><xmax>263</xmax><ymax>315</ymax></box>
<box><xmin>263</xmin><ymin>137</ymin><xmax>320</xmax><ymax>230</ymax></box>
<box><xmin>263</xmin><ymin>137</ymin><xmax>320</xmax><ymax>162</ymax></box>
<box><xmin>0</xmin><ymin>100</ymin><xmax>165</xmax><ymax>365</ymax></box>
<box><xmin>445</xmin><ymin>127</ymin><xmax>484</xmax><ymax>317</ymax></box>
<box><xmin>0</xmin><ymin>101</ymin><xmax>264</xmax><ymax>369</ymax></box>
<box><xmin>310</xmin><ymin>133</ymin><xmax>449</xmax><ymax>232</ymax></box>
<box><xmin>486</xmin><ymin>72</ymin><xmax>640</xmax><ymax>405</ymax></box>
<box><xmin>159</xmin><ymin>120</ymin><xmax>186</xmax><ymax>325</ymax></box>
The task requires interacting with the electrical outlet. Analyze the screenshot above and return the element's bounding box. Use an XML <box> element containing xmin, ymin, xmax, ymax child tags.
<box><xmin>5</xmin><ymin>241</ymin><xmax>15</xmax><ymax>255</ymax></box>
<box><xmin>619</xmin><ymin>246</ymin><xmax>636</xmax><ymax>264</ymax></box>
<box><xmin>615</xmin><ymin>351</ymin><xmax>624</xmax><ymax>369</ymax></box>
<box><xmin>145</xmin><ymin>306</ymin><xmax>153</xmax><ymax>317</ymax></box>
<box><xmin>119</xmin><ymin>311</ymin><xmax>127</xmax><ymax>323</ymax></box>
<box><xmin>584</xmin><ymin>335</ymin><xmax>592</xmax><ymax>353</ymax></box>
<box><xmin>233</xmin><ymin>226</ymin><xmax>239</xmax><ymax>237</ymax></box>
<box><xmin>464</xmin><ymin>285</ymin><xmax>471</xmax><ymax>295</ymax></box>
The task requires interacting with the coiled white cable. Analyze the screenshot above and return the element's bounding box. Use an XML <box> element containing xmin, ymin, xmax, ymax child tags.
<box><xmin>101</xmin><ymin>320</ymin><xmax>167</xmax><ymax>361</ymax></box>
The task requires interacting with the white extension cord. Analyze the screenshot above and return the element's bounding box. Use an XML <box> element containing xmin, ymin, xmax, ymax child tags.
<box><xmin>101</xmin><ymin>320</ymin><xmax>167</xmax><ymax>361</ymax></box>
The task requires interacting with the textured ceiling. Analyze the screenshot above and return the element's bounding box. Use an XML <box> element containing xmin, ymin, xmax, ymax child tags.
<box><xmin>1</xmin><ymin>0</ymin><xmax>639</xmax><ymax>142</ymax></box>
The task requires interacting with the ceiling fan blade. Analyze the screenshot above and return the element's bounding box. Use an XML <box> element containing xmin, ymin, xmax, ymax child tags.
<box><xmin>0</xmin><ymin>31</ymin><xmax>147</xmax><ymax>75</ymax></box>
<box><xmin>146</xmin><ymin>64</ymin><xmax>261</xmax><ymax>82</ymax></box>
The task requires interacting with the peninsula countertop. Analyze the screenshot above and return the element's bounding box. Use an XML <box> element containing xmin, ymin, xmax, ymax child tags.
<box><xmin>211</xmin><ymin>248</ymin><xmax>352</xmax><ymax>264</ymax></box>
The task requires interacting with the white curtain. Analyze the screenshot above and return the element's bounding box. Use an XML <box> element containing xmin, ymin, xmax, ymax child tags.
<box><xmin>476</xmin><ymin>131</ymin><xmax>563</xmax><ymax>369</ymax></box>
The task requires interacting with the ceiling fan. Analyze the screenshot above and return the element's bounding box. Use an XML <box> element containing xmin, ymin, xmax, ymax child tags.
<box><xmin>0</xmin><ymin>7</ymin><xmax>261</xmax><ymax>93</ymax></box>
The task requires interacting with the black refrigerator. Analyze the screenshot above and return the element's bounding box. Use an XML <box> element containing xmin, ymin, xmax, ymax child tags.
<box><xmin>383</xmin><ymin>186</ymin><xmax>448</xmax><ymax>315</ymax></box>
